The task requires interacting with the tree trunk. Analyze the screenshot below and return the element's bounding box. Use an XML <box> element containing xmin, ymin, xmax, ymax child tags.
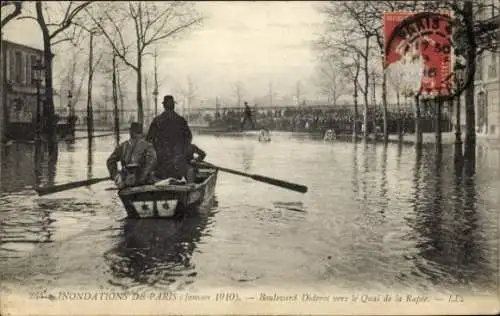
<box><xmin>455</xmin><ymin>96</ymin><xmax>462</xmax><ymax>146</ymax></box>
<box><xmin>353</xmin><ymin>82</ymin><xmax>359</xmax><ymax>140</ymax></box>
<box><xmin>415</xmin><ymin>95</ymin><xmax>422</xmax><ymax>145</ymax></box>
<box><xmin>136</xmin><ymin>55</ymin><xmax>144</xmax><ymax>125</ymax></box>
<box><xmin>362</xmin><ymin>40</ymin><xmax>369</xmax><ymax>140</ymax></box>
<box><xmin>435</xmin><ymin>98</ymin><xmax>442</xmax><ymax>152</ymax></box>
<box><xmin>352</xmin><ymin>55</ymin><xmax>361</xmax><ymax>140</ymax></box>
<box><xmin>35</xmin><ymin>2</ymin><xmax>55</xmax><ymax>142</ymax></box>
<box><xmin>112</xmin><ymin>54</ymin><xmax>120</xmax><ymax>144</ymax></box>
<box><xmin>381</xmin><ymin>70</ymin><xmax>389</xmax><ymax>143</ymax></box>
<box><xmin>86</xmin><ymin>32</ymin><xmax>94</xmax><ymax>139</ymax></box>
<box><xmin>116</xmin><ymin>66</ymin><xmax>125</xmax><ymax>123</ymax></box>
<box><xmin>42</xmin><ymin>39</ymin><xmax>55</xmax><ymax>141</ymax></box>
<box><xmin>464</xmin><ymin>0</ymin><xmax>476</xmax><ymax>160</ymax></box>
<box><xmin>396</xmin><ymin>90</ymin><xmax>402</xmax><ymax>142</ymax></box>
<box><xmin>144</xmin><ymin>74</ymin><xmax>150</xmax><ymax>126</ymax></box>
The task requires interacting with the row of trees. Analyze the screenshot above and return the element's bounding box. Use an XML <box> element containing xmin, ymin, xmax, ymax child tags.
<box><xmin>1</xmin><ymin>1</ymin><xmax>204</xmax><ymax>141</ymax></box>
<box><xmin>314</xmin><ymin>0</ymin><xmax>498</xmax><ymax>153</ymax></box>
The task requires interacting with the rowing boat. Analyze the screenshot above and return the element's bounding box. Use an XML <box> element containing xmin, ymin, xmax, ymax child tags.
<box><xmin>118</xmin><ymin>167</ymin><xmax>218</xmax><ymax>218</ymax></box>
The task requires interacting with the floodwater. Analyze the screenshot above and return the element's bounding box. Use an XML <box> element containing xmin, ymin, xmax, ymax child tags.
<box><xmin>0</xmin><ymin>132</ymin><xmax>498</xmax><ymax>297</ymax></box>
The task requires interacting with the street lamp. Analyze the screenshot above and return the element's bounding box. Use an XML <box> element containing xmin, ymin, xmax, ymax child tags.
<box><xmin>31</xmin><ymin>59</ymin><xmax>44</xmax><ymax>139</ymax></box>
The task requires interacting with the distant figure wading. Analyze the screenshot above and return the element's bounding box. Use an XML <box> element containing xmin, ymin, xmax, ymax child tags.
<box><xmin>241</xmin><ymin>101</ymin><xmax>255</xmax><ymax>130</ymax></box>
<box><xmin>323</xmin><ymin>129</ymin><xmax>336</xmax><ymax>141</ymax></box>
<box><xmin>258</xmin><ymin>128</ymin><xmax>271</xmax><ymax>142</ymax></box>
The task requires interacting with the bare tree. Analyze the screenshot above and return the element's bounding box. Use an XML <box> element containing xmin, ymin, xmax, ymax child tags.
<box><xmin>339</xmin><ymin>52</ymin><xmax>362</xmax><ymax>138</ymax></box>
<box><xmin>317</xmin><ymin>2</ymin><xmax>377</xmax><ymax>139</ymax></box>
<box><xmin>1</xmin><ymin>1</ymin><xmax>23</xmax><ymax>30</ymax></box>
<box><xmin>18</xmin><ymin>1</ymin><xmax>91</xmax><ymax>140</ymax></box>
<box><xmin>339</xmin><ymin>32</ymin><xmax>372</xmax><ymax>138</ymax></box>
<box><xmin>96</xmin><ymin>45</ymin><xmax>131</xmax><ymax>124</ymax></box>
<box><xmin>317</xmin><ymin>0</ymin><xmax>498</xmax><ymax>148</ymax></box>
<box><xmin>85</xmin><ymin>30</ymin><xmax>104</xmax><ymax>137</ymax></box>
<box><xmin>314</xmin><ymin>56</ymin><xmax>349</xmax><ymax>105</ymax></box>
<box><xmin>58</xmin><ymin>43</ymin><xmax>87</xmax><ymax>117</ymax></box>
<box><xmin>84</xmin><ymin>2</ymin><xmax>204</xmax><ymax>126</ymax></box>
<box><xmin>315</xmin><ymin>23</ymin><xmax>363</xmax><ymax>137</ymax></box>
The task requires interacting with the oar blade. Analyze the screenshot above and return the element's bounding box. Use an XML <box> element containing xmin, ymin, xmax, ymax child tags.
<box><xmin>35</xmin><ymin>177</ymin><xmax>110</xmax><ymax>196</ymax></box>
<box><xmin>251</xmin><ymin>174</ymin><xmax>308</xmax><ymax>193</ymax></box>
<box><xmin>195</xmin><ymin>161</ymin><xmax>308</xmax><ymax>194</ymax></box>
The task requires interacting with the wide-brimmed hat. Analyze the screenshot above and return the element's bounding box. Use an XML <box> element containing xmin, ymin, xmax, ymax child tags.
<box><xmin>162</xmin><ymin>95</ymin><xmax>176</xmax><ymax>105</ymax></box>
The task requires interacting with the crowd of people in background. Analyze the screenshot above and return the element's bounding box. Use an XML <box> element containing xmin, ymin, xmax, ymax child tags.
<box><xmin>207</xmin><ymin>104</ymin><xmax>453</xmax><ymax>136</ymax></box>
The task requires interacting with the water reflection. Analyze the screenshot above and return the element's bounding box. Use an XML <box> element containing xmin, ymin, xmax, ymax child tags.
<box><xmin>0</xmin><ymin>195</ymin><xmax>56</xmax><ymax>262</ymax></box>
<box><xmin>240</xmin><ymin>143</ymin><xmax>254</xmax><ymax>172</ymax></box>
<box><xmin>379</xmin><ymin>144</ymin><xmax>388</xmax><ymax>214</ymax></box>
<box><xmin>406</xmin><ymin>147</ymin><xmax>493</xmax><ymax>292</ymax></box>
<box><xmin>104</xmin><ymin>198</ymin><xmax>217</xmax><ymax>290</ymax></box>
<box><xmin>454</xmin><ymin>159</ymin><xmax>490</xmax><ymax>286</ymax></box>
<box><xmin>360</xmin><ymin>142</ymin><xmax>378</xmax><ymax>203</ymax></box>
<box><xmin>87</xmin><ymin>138</ymin><xmax>95</xmax><ymax>179</ymax></box>
<box><xmin>0</xmin><ymin>134</ymin><xmax>497</xmax><ymax>295</ymax></box>
<box><xmin>0</xmin><ymin>142</ymin><xmax>58</xmax><ymax>193</ymax></box>
<box><xmin>396</xmin><ymin>141</ymin><xmax>403</xmax><ymax>169</ymax></box>
<box><xmin>351</xmin><ymin>140</ymin><xmax>359</xmax><ymax>195</ymax></box>
<box><xmin>35</xmin><ymin>141</ymin><xmax>58</xmax><ymax>187</ymax></box>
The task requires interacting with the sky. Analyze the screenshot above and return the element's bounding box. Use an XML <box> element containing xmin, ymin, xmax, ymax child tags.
<box><xmin>2</xmin><ymin>1</ymin><xmax>327</xmax><ymax>109</ymax></box>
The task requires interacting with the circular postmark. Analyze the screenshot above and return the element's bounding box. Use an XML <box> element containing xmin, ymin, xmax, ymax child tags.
<box><xmin>385</xmin><ymin>11</ymin><xmax>476</xmax><ymax>101</ymax></box>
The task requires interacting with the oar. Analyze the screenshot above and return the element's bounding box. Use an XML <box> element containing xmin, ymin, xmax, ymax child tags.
<box><xmin>34</xmin><ymin>176</ymin><xmax>111</xmax><ymax>196</ymax></box>
<box><xmin>195</xmin><ymin>161</ymin><xmax>308</xmax><ymax>193</ymax></box>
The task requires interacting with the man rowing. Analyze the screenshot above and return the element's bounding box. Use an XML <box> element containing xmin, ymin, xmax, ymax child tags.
<box><xmin>107</xmin><ymin>122</ymin><xmax>157</xmax><ymax>189</ymax></box>
<box><xmin>186</xmin><ymin>143</ymin><xmax>207</xmax><ymax>183</ymax></box>
<box><xmin>146</xmin><ymin>95</ymin><xmax>192</xmax><ymax>181</ymax></box>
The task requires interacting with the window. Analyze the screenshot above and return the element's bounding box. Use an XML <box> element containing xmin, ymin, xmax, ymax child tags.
<box><xmin>30</xmin><ymin>55</ymin><xmax>38</xmax><ymax>84</ymax></box>
<box><xmin>475</xmin><ymin>54</ymin><xmax>484</xmax><ymax>81</ymax></box>
<box><xmin>8</xmin><ymin>50</ymin><xmax>15</xmax><ymax>82</ymax></box>
<box><xmin>5</xmin><ymin>49</ymin><xmax>10</xmax><ymax>81</ymax></box>
<box><xmin>14</xmin><ymin>51</ymin><xmax>23</xmax><ymax>84</ymax></box>
<box><xmin>488</xmin><ymin>53</ymin><xmax>498</xmax><ymax>78</ymax></box>
<box><xmin>25</xmin><ymin>54</ymin><xmax>31</xmax><ymax>85</ymax></box>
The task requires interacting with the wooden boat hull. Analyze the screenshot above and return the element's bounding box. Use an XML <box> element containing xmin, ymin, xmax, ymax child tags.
<box><xmin>118</xmin><ymin>168</ymin><xmax>218</xmax><ymax>218</ymax></box>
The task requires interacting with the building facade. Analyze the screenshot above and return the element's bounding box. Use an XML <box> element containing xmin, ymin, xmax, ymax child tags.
<box><xmin>474</xmin><ymin>12</ymin><xmax>500</xmax><ymax>140</ymax></box>
<box><xmin>1</xmin><ymin>40</ymin><xmax>47</xmax><ymax>140</ymax></box>
<box><xmin>475</xmin><ymin>43</ymin><xmax>499</xmax><ymax>139</ymax></box>
<box><xmin>451</xmin><ymin>10</ymin><xmax>500</xmax><ymax>140</ymax></box>
<box><xmin>462</xmin><ymin>2</ymin><xmax>500</xmax><ymax>140</ymax></box>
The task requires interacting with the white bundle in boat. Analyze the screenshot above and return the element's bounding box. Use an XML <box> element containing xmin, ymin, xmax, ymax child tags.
<box><xmin>155</xmin><ymin>177</ymin><xmax>187</xmax><ymax>187</ymax></box>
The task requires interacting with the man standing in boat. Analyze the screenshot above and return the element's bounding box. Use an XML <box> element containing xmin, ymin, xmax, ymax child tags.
<box><xmin>241</xmin><ymin>101</ymin><xmax>255</xmax><ymax>130</ymax></box>
<box><xmin>107</xmin><ymin>122</ymin><xmax>157</xmax><ymax>189</ymax></box>
<box><xmin>146</xmin><ymin>95</ymin><xmax>192</xmax><ymax>181</ymax></box>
